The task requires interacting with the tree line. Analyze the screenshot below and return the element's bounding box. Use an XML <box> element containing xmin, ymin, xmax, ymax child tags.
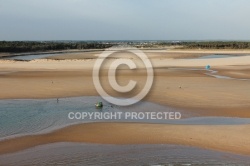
<box><xmin>179</xmin><ymin>41</ymin><xmax>250</xmax><ymax>49</ymax></box>
<box><xmin>0</xmin><ymin>41</ymin><xmax>114</xmax><ymax>53</ymax></box>
<box><xmin>1</xmin><ymin>41</ymin><xmax>250</xmax><ymax>53</ymax></box>
<box><xmin>153</xmin><ymin>41</ymin><xmax>250</xmax><ymax>49</ymax></box>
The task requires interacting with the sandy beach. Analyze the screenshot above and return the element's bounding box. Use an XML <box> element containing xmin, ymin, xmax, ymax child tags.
<box><xmin>0</xmin><ymin>50</ymin><xmax>250</xmax><ymax>116</ymax></box>
<box><xmin>0</xmin><ymin>123</ymin><xmax>250</xmax><ymax>155</ymax></box>
<box><xmin>0</xmin><ymin>49</ymin><xmax>250</xmax><ymax>156</ymax></box>
<box><xmin>2</xmin><ymin>0</ymin><xmax>250</xmax><ymax>164</ymax></box>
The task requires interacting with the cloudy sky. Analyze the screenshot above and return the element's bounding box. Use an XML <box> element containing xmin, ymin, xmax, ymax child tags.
<box><xmin>0</xmin><ymin>0</ymin><xmax>250</xmax><ymax>40</ymax></box>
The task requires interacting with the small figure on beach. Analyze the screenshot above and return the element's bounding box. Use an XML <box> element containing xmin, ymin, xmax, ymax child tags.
<box><xmin>57</xmin><ymin>98</ymin><xmax>59</xmax><ymax>103</ymax></box>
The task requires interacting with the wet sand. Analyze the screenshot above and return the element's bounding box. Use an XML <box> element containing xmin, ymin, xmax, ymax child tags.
<box><xmin>0</xmin><ymin>68</ymin><xmax>250</xmax><ymax>117</ymax></box>
<box><xmin>0</xmin><ymin>49</ymin><xmax>250</xmax><ymax>157</ymax></box>
<box><xmin>1</xmin><ymin>143</ymin><xmax>250</xmax><ymax>166</ymax></box>
<box><xmin>0</xmin><ymin>123</ymin><xmax>250</xmax><ymax>155</ymax></box>
<box><xmin>45</xmin><ymin>49</ymin><xmax>250</xmax><ymax>60</ymax></box>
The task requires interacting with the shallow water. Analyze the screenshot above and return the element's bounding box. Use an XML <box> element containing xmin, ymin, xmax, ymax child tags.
<box><xmin>1</xmin><ymin>97</ymin><xmax>250</xmax><ymax>165</ymax></box>
<box><xmin>170</xmin><ymin>67</ymin><xmax>250</xmax><ymax>81</ymax></box>
<box><xmin>0</xmin><ymin>143</ymin><xmax>249</xmax><ymax>166</ymax></box>
<box><xmin>0</xmin><ymin>97</ymin><xmax>108</xmax><ymax>140</ymax></box>
<box><xmin>0</xmin><ymin>97</ymin><xmax>250</xmax><ymax>141</ymax></box>
<box><xmin>2</xmin><ymin>53</ymin><xmax>59</xmax><ymax>60</ymax></box>
<box><xmin>197</xmin><ymin>54</ymin><xmax>236</xmax><ymax>59</ymax></box>
<box><xmin>205</xmin><ymin>70</ymin><xmax>250</xmax><ymax>81</ymax></box>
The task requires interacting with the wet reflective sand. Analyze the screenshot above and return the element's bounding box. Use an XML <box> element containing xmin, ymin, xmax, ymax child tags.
<box><xmin>1</xmin><ymin>143</ymin><xmax>250</xmax><ymax>166</ymax></box>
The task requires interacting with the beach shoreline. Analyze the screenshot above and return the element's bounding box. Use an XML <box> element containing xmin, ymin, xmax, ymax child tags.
<box><xmin>0</xmin><ymin>122</ymin><xmax>250</xmax><ymax>155</ymax></box>
<box><xmin>0</xmin><ymin>49</ymin><xmax>250</xmax><ymax>156</ymax></box>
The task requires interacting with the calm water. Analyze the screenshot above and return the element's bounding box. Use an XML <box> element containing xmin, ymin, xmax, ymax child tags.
<box><xmin>0</xmin><ymin>96</ymin><xmax>115</xmax><ymax>140</ymax></box>
<box><xmin>197</xmin><ymin>54</ymin><xmax>235</xmax><ymax>59</ymax></box>
<box><xmin>2</xmin><ymin>53</ymin><xmax>243</xmax><ymax>61</ymax></box>
<box><xmin>0</xmin><ymin>96</ymin><xmax>250</xmax><ymax>141</ymax></box>
<box><xmin>1</xmin><ymin>97</ymin><xmax>250</xmax><ymax>165</ymax></box>
<box><xmin>170</xmin><ymin>67</ymin><xmax>250</xmax><ymax>81</ymax></box>
<box><xmin>2</xmin><ymin>53</ymin><xmax>59</xmax><ymax>60</ymax></box>
<box><xmin>205</xmin><ymin>70</ymin><xmax>250</xmax><ymax>81</ymax></box>
<box><xmin>1</xmin><ymin>143</ymin><xmax>250</xmax><ymax>166</ymax></box>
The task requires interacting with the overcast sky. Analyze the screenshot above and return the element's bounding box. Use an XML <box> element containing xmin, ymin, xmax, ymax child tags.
<box><xmin>1</xmin><ymin>0</ymin><xmax>250</xmax><ymax>41</ymax></box>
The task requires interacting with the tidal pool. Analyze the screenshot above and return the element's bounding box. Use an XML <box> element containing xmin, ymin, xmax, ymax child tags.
<box><xmin>1</xmin><ymin>97</ymin><xmax>250</xmax><ymax>140</ymax></box>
